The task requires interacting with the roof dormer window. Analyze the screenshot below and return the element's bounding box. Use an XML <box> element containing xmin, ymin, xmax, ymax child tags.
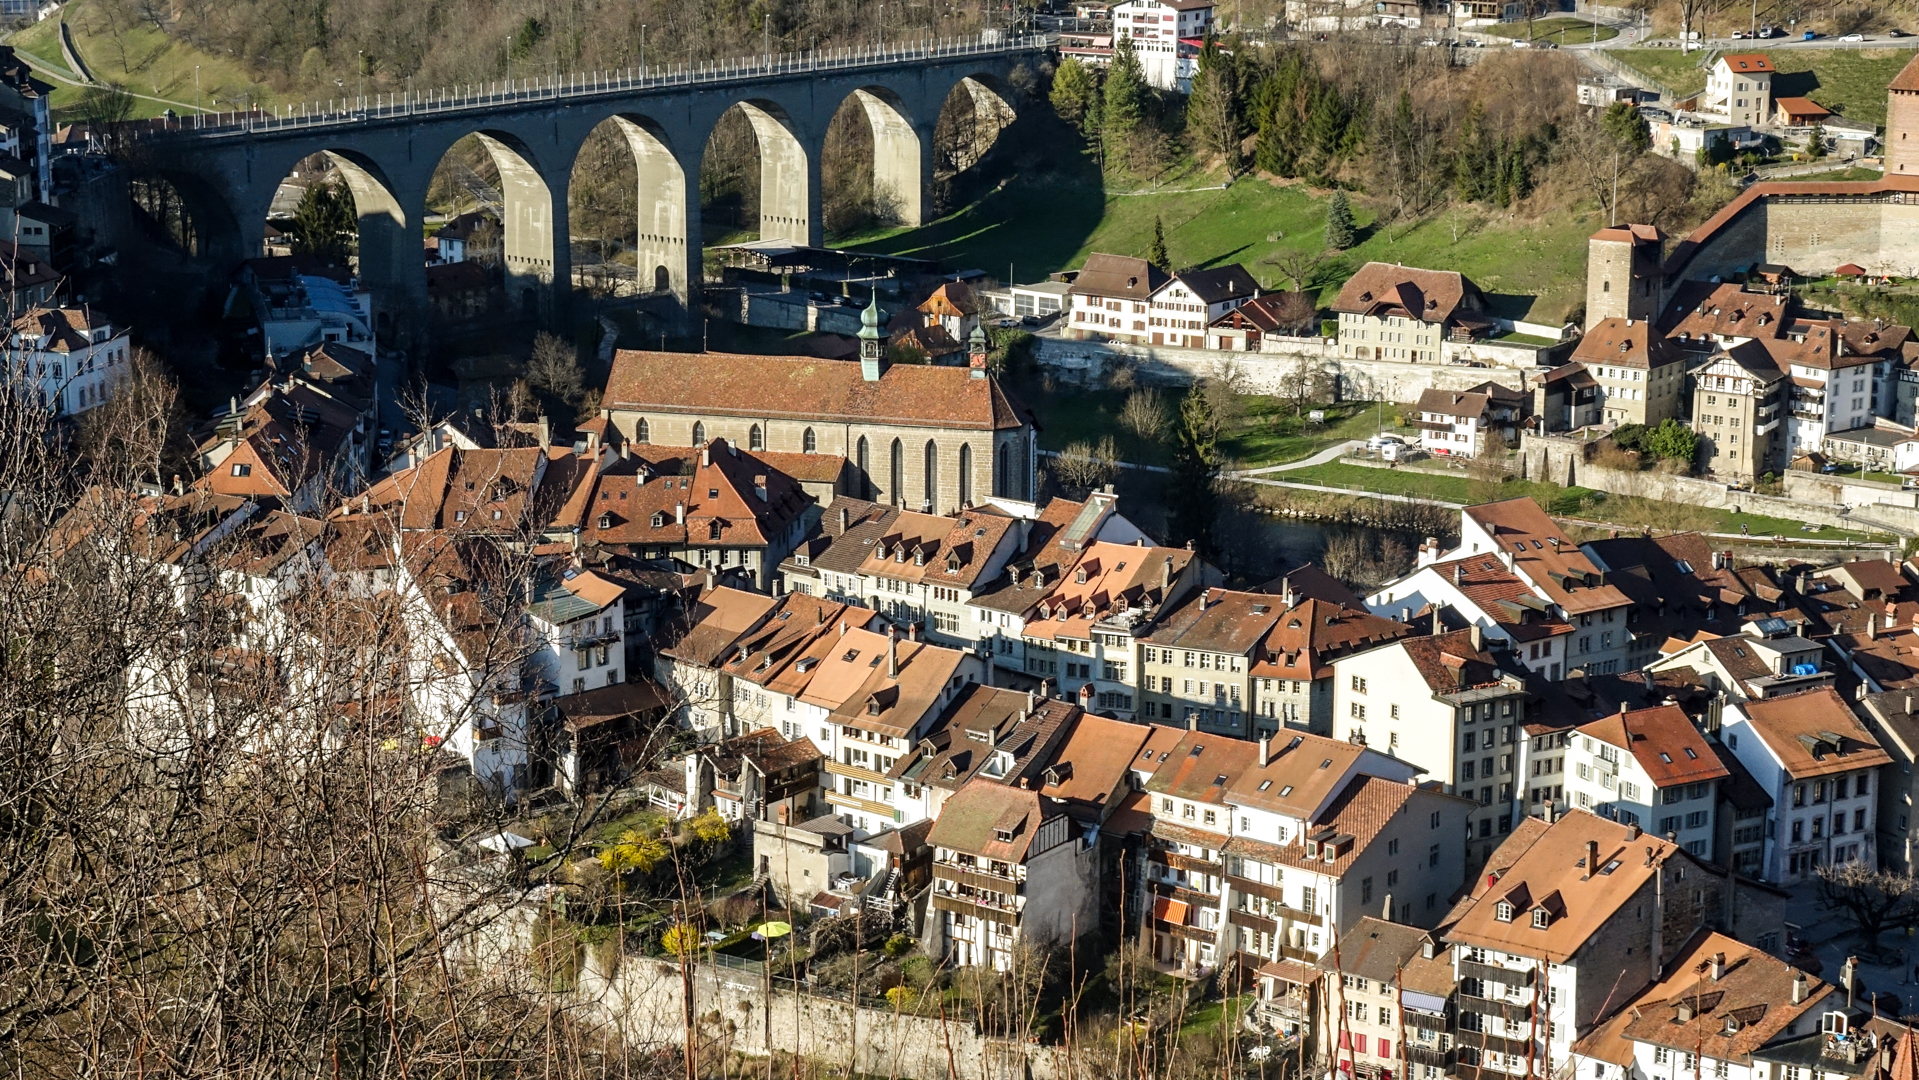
<box><xmin>1531</xmin><ymin>908</ymin><xmax>1551</xmax><ymax>929</ymax></box>
<box><xmin>1495</xmin><ymin>901</ymin><xmax>1515</xmax><ymax>922</ymax></box>
<box><xmin>598</xmin><ymin>513</ymin><xmax>612</xmax><ymax>529</ymax></box>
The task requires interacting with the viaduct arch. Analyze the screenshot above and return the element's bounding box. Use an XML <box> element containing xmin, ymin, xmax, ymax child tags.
<box><xmin>139</xmin><ymin>37</ymin><xmax>1041</xmax><ymax>339</ymax></box>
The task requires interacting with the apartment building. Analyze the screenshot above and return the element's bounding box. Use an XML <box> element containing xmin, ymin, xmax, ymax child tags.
<box><xmin>1020</xmin><ymin>539</ymin><xmax>1217</xmax><ymax>718</ymax></box>
<box><xmin>1332</xmin><ymin>263</ymin><xmax>1493</xmax><ymax>363</ymax></box>
<box><xmin>1137</xmin><ymin>588</ymin><xmax>1280</xmax><ymax>737</ymax></box>
<box><xmin>524</xmin><ymin>566</ymin><xmax>630</xmax><ymax>697</ymax></box>
<box><xmin>6</xmin><ymin>306</ymin><xmax>129</xmax><ymax>417</ymax></box>
<box><xmin>926</xmin><ymin>779</ymin><xmax>1100</xmax><ymax>971</ymax></box>
<box><xmin>1369</xmin><ymin>554</ymin><xmax>1571</xmax><ymax>681</ymax></box>
<box><xmin>801</xmin><ymin>502</ymin><xmax>1022</xmax><ymax>641</ymax></box>
<box><xmin>1691</xmin><ymin>341</ymin><xmax>1787</xmax><ymax>480</ymax></box>
<box><xmin>1572</xmin><ymin>930</ymin><xmax>1839</xmax><ymax>1080</ymax></box>
<box><xmin>1067</xmin><ymin>253</ymin><xmax>1168</xmax><ymax>344</ymax></box>
<box><xmin>1330</xmin><ymin>627</ymin><xmax>1529</xmax><ymax>868</ymax></box>
<box><xmin>1250</xmin><ymin>596</ymin><xmax>1414</xmax><ymax>738</ymax></box>
<box><xmin>1568</xmin><ymin>318</ymin><xmax>1688</xmax><ymax>428</ymax></box>
<box><xmin>1702</xmin><ymin>54</ymin><xmax>1775</xmax><ymax>129</ymax></box>
<box><xmin>1443</xmin><ymin>812</ymin><xmax>1749</xmax><ymax>1080</ymax></box>
<box><xmin>1411</xmin><ymin>387</ymin><xmax>1523</xmax><ymax>459</ymax></box>
<box><xmin>1647</xmin><ymin>624</ymin><xmax>1832</xmax><ymax>704</ymax></box>
<box><xmin>1146</xmin><ymin>263</ymin><xmax>1257</xmax><ymax>348</ymax></box>
<box><xmin>1561</xmin><ymin>705</ymin><xmax>1729</xmax><ymax>859</ymax></box>
<box><xmin>1445</xmin><ymin>499</ymin><xmax>1635</xmax><ymax>676</ymax></box>
<box><xmin>1318</xmin><ymin>919</ymin><xmax>1444</xmax><ymax>1080</ymax></box>
<box><xmin>1721</xmin><ymin>687</ymin><xmax>1892</xmax><ymax>881</ymax></box>
<box><xmin>1141</xmin><ymin>729</ymin><xmax>1460</xmax><ymax>977</ymax></box>
<box><xmin>1854</xmin><ymin>691</ymin><xmax>1919</xmax><ymax>872</ymax></box>
<box><xmin>1111</xmin><ymin>0</ymin><xmax>1214</xmax><ymax>91</ymax></box>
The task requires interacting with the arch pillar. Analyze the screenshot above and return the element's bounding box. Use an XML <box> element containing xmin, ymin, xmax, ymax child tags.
<box><xmin>477</xmin><ymin>133</ymin><xmax>565</xmax><ymax>326</ymax></box>
<box><xmin>739</xmin><ymin>103</ymin><xmax>817</xmax><ymax>246</ymax></box>
<box><xmin>854</xmin><ymin>89</ymin><xmax>930</xmax><ymax>229</ymax></box>
<box><xmin>611</xmin><ymin>116</ymin><xmax>699</xmax><ymax>311</ymax></box>
<box><xmin>328</xmin><ymin>152</ymin><xmax>422</xmax><ymax>348</ymax></box>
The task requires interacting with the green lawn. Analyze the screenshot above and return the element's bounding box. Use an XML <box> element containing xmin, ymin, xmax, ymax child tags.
<box><xmin>1482</xmin><ymin>17</ymin><xmax>1619</xmax><ymax>45</ymax></box>
<box><xmin>9</xmin><ymin>0</ymin><xmax>283</xmax><ymax>120</ymax></box>
<box><xmin>1610</xmin><ymin>47</ymin><xmax>1918</xmax><ymax>126</ymax></box>
<box><xmin>1178</xmin><ymin>994</ymin><xmax>1253</xmax><ymax>1039</ymax></box>
<box><xmin>847</xmin><ymin>163</ymin><xmax>1598</xmax><ymax>323</ymax></box>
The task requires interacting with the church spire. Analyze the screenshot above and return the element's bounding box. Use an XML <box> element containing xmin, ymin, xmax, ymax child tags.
<box><xmin>859</xmin><ymin>290</ymin><xmax>886</xmax><ymax>382</ymax></box>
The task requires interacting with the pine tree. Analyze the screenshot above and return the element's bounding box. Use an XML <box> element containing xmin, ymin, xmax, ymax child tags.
<box><xmin>1050</xmin><ymin>58</ymin><xmax>1103</xmax><ymax>141</ymax></box>
<box><xmin>1323</xmin><ymin>190</ymin><xmax>1355</xmax><ymax>251</ymax></box>
<box><xmin>1166</xmin><ymin>382</ymin><xmax>1220</xmax><ymax>556</ymax></box>
<box><xmin>1305</xmin><ymin>85</ymin><xmax>1348</xmax><ymax>175</ymax></box>
<box><xmin>1148</xmin><ymin>216</ymin><xmax>1170</xmax><ymax>269</ymax></box>
<box><xmin>1186</xmin><ymin>38</ymin><xmax>1242</xmax><ymax>168</ymax></box>
<box><xmin>1507</xmin><ymin>145</ymin><xmax>1532</xmax><ymax>204</ymax></box>
<box><xmin>1103</xmin><ymin>35</ymin><xmax>1147</xmax><ymax>149</ymax></box>
<box><xmin>289</xmin><ymin>178</ymin><xmax>357</xmax><ymax>264</ymax></box>
<box><xmin>1252</xmin><ymin>60</ymin><xmax>1305</xmax><ymax>177</ymax></box>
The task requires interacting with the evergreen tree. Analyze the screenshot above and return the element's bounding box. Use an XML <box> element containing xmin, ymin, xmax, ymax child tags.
<box><xmin>1506</xmin><ymin>145</ymin><xmax>1532</xmax><ymax>204</ymax></box>
<box><xmin>1808</xmin><ymin>121</ymin><xmax>1827</xmax><ymax>159</ymax></box>
<box><xmin>1454</xmin><ymin>102</ymin><xmax>1488</xmax><ymax>202</ymax></box>
<box><xmin>1600</xmin><ymin>100</ymin><xmax>1652</xmax><ymax>156</ymax></box>
<box><xmin>1323</xmin><ymin>190</ymin><xmax>1355</xmax><ymax>251</ymax></box>
<box><xmin>1166</xmin><ymin>382</ymin><xmax>1220</xmax><ymax>556</ymax></box>
<box><xmin>1103</xmin><ymin>35</ymin><xmax>1148</xmax><ymax>148</ymax></box>
<box><xmin>1186</xmin><ymin>37</ymin><xmax>1242</xmax><ymax>167</ymax></box>
<box><xmin>289</xmin><ymin>178</ymin><xmax>357</xmax><ymax>264</ymax></box>
<box><xmin>1305</xmin><ymin>84</ymin><xmax>1348</xmax><ymax>175</ymax></box>
<box><xmin>1148</xmin><ymin>216</ymin><xmax>1170</xmax><ymax>269</ymax></box>
<box><xmin>1252</xmin><ymin>56</ymin><xmax>1308</xmax><ymax>177</ymax></box>
<box><xmin>1050</xmin><ymin>58</ymin><xmax>1103</xmax><ymax>140</ymax></box>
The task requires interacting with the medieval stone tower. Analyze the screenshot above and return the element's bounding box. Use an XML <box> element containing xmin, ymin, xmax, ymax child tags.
<box><xmin>1584</xmin><ymin>223</ymin><xmax>1667</xmax><ymax>330</ymax></box>
<box><xmin>1887</xmin><ymin>53</ymin><xmax>1919</xmax><ymax>176</ymax></box>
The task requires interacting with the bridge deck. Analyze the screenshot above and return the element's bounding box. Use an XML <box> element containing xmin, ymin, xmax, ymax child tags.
<box><xmin>144</xmin><ymin>32</ymin><xmax>1046</xmax><ymax>142</ymax></box>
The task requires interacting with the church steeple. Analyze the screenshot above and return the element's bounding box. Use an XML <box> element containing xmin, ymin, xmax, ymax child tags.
<box><xmin>859</xmin><ymin>291</ymin><xmax>886</xmax><ymax>382</ymax></box>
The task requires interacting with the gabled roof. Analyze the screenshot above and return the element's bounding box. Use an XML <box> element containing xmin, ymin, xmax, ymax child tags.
<box><xmin>1574</xmin><ymin>317</ymin><xmax>1688</xmax><ymax>369</ymax></box>
<box><xmin>1465</xmin><ymin>498</ymin><xmax>1631</xmax><ymax>616</ymax></box>
<box><xmin>601</xmin><ymin>351</ymin><xmax>1030</xmax><ymax>431</ymax></box>
<box><xmin>1445</xmin><ymin>810</ymin><xmax>1681</xmax><ymax>963</ymax></box>
<box><xmin>657</xmin><ymin>585</ymin><xmax>780</xmax><ymax>668</ymax></box>
<box><xmin>1895</xmin><ymin>52</ymin><xmax>1919</xmax><ymax>93</ymax></box>
<box><xmin>1716</xmin><ymin>53</ymin><xmax>1774</xmax><ymax>73</ymax></box>
<box><xmin>1737</xmin><ymin>687</ymin><xmax>1893</xmax><ymax>779</ymax></box>
<box><xmin>1226</xmin><ymin>729</ymin><xmax>1385</xmax><ymax>819</ymax></box>
<box><xmin>1141</xmin><ymin>587</ymin><xmax>1284</xmax><ymax>656</ymax></box>
<box><xmin>1252</xmin><ymin>597</ymin><xmax>1413</xmax><ymax>680</ymax></box>
<box><xmin>1022</xmin><ymin>539</ymin><xmax>1199</xmax><ymax>642</ymax></box>
<box><xmin>1317</xmin><ymin>916</ymin><xmax>1433</xmax><ymax>981</ymax></box>
<box><xmin>1146</xmin><ymin>731</ymin><xmax>1259</xmax><ymax>806</ymax></box>
<box><xmin>1035</xmin><ymin>712</ymin><xmax>1153</xmax><ymax>816</ymax></box>
<box><xmin>1331</xmin><ymin>262</ymin><xmax>1484</xmax><ymax>323</ymax></box>
<box><xmin>1576</xmin><ymin>705</ymin><xmax>1729</xmax><ymax>788</ymax></box>
<box><xmin>1167</xmin><ymin>263</ymin><xmax>1259</xmax><ymax>305</ymax></box>
<box><xmin>1582</xmin><ymin>929</ymin><xmax>1830</xmax><ymax>1065</ymax></box>
<box><xmin>1069</xmin><ymin>252</ymin><xmax>1169</xmax><ymax>301</ymax></box>
<box><xmin>925</xmin><ymin>780</ymin><xmax>1062</xmax><ymax>862</ymax></box>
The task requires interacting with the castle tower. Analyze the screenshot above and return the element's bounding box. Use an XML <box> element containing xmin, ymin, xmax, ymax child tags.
<box><xmin>1585</xmin><ymin>224</ymin><xmax>1666</xmax><ymax>330</ymax></box>
<box><xmin>858</xmin><ymin>290</ymin><xmax>886</xmax><ymax>382</ymax></box>
<box><xmin>1887</xmin><ymin>53</ymin><xmax>1919</xmax><ymax>175</ymax></box>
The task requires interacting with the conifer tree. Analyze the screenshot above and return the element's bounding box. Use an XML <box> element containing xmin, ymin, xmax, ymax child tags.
<box><xmin>1323</xmin><ymin>190</ymin><xmax>1355</xmax><ymax>251</ymax></box>
<box><xmin>1148</xmin><ymin>216</ymin><xmax>1170</xmax><ymax>269</ymax></box>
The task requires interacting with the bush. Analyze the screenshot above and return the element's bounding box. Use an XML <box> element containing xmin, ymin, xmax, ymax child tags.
<box><xmin>1611</xmin><ymin>423</ymin><xmax>1648</xmax><ymax>452</ymax></box>
<box><xmin>883</xmin><ymin>932</ymin><xmax>915</xmax><ymax>957</ymax></box>
<box><xmin>1645</xmin><ymin>418</ymin><xmax>1699</xmax><ymax>465</ymax></box>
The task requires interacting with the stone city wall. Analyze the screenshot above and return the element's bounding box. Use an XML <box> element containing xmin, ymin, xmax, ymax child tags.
<box><xmin>1033</xmin><ymin>336</ymin><xmax>1540</xmax><ymax>401</ymax></box>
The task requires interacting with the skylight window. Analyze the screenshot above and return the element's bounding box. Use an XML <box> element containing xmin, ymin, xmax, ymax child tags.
<box><xmin>1258</xmin><ymin>780</ymin><xmax>1273</xmax><ymax>791</ymax></box>
<box><xmin>1659</xmin><ymin>753</ymin><xmax>1672</xmax><ymax>763</ymax></box>
<box><xmin>1685</xmin><ymin>748</ymin><xmax>1698</xmax><ymax>759</ymax></box>
<box><xmin>1320</xmin><ymin>758</ymin><xmax>1333</xmax><ymax>769</ymax></box>
<box><xmin>1213</xmin><ymin>774</ymin><xmax>1228</xmax><ymax>786</ymax></box>
<box><xmin>1279</xmin><ymin>785</ymin><xmax>1294</xmax><ymax>797</ymax></box>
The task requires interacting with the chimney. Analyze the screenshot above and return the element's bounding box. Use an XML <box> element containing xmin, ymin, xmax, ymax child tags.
<box><xmin>701</xmin><ymin>444</ymin><xmax>711</xmax><ymax>468</ymax></box>
<box><xmin>1382</xmin><ymin>893</ymin><xmax>1393</xmax><ymax>921</ymax></box>
<box><xmin>838</xmin><ymin>506</ymin><xmax>850</xmax><ymax>532</ymax></box>
<box><xmin>1619</xmin><ymin>701</ymin><xmax>1629</xmax><ymax>715</ymax></box>
<box><xmin>1401</xmin><ymin>607</ymin><xmax>1412</xmax><ymax>623</ymax></box>
<box><xmin>908</xmin><ymin>622</ymin><xmax>920</xmax><ymax>642</ymax></box>
<box><xmin>1187</xmin><ymin>712</ymin><xmax>1199</xmax><ymax>731</ymax></box>
<box><xmin>704</xmin><ymin>568</ymin><xmax>716</xmax><ymax>592</ymax></box>
<box><xmin>1627</xmin><ymin>822</ymin><xmax>1641</xmax><ymax>841</ymax></box>
<box><xmin>1454</xmin><ymin>563</ymin><xmax>1463</xmax><ymax>585</ymax></box>
<box><xmin>1710</xmin><ymin>953</ymin><xmax>1726</xmax><ymax>981</ymax></box>
<box><xmin>1027</xmin><ymin>689</ymin><xmax>1037</xmax><ymax>713</ymax></box>
<box><xmin>1868</xmin><ymin>613</ymin><xmax>1878</xmax><ymax>641</ymax></box>
<box><xmin>1162</xmin><ymin>556</ymin><xmax>1174</xmax><ymax>591</ymax></box>
<box><xmin>754</xmin><ymin>474</ymin><xmax>768</xmax><ymax>502</ymax></box>
<box><xmin>1470</xmin><ymin>624</ymin><xmax>1483</xmax><ymax>652</ymax></box>
<box><xmin>1259</xmin><ymin>736</ymin><xmax>1271</xmax><ymax>768</ymax></box>
<box><xmin>1282</xmin><ymin>574</ymin><xmax>1294</xmax><ymax>606</ymax></box>
<box><xmin>675</xmin><ymin>502</ymin><xmax>685</xmax><ymax>525</ymax></box>
<box><xmin>1432</xmin><ymin>606</ymin><xmax>1445</xmax><ymax>635</ymax></box>
<box><xmin>887</xmin><ymin>628</ymin><xmax>899</xmax><ymax>678</ymax></box>
<box><xmin>1544</xmin><ymin>797</ymin><xmax>1556</xmax><ymax>823</ymax></box>
<box><xmin>1792</xmin><ymin>972</ymin><xmax>1809</xmax><ymax>1004</ymax></box>
<box><xmin>1199</xmin><ymin>590</ymin><xmax>1210</xmax><ymax>612</ymax></box>
<box><xmin>170</xmin><ymin>473</ymin><xmax>183</xmax><ymax>495</ymax></box>
<box><xmin>1584</xmin><ymin>839</ymin><xmax>1600</xmax><ymax>878</ymax></box>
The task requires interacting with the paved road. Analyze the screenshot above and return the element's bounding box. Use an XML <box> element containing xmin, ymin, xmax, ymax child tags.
<box><xmin>1233</xmin><ymin>440</ymin><xmax>1366</xmax><ymax>477</ymax></box>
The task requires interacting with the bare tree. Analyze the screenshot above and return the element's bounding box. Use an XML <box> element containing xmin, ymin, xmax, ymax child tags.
<box><xmin>1052</xmin><ymin>435</ymin><xmax>1121</xmax><ymax>496</ymax></box>
<box><xmin>1121</xmin><ymin>387</ymin><xmax>1167</xmax><ymax>443</ymax></box>
<box><xmin>1815</xmin><ymin>861</ymin><xmax>1919</xmax><ymax>952</ymax></box>
<box><xmin>527</xmin><ymin>331</ymin><xmax>584</xmax><ymax>405</ymax></box>
<box><xmin>1676</xmin><ymin>0</ymin><xmax>1723</xmax><ymax>52</ymax></box>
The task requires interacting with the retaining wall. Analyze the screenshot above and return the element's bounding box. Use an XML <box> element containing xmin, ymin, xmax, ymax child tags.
<box><xmin>1033</xmin><ymin>336</ymin><xmax>1539</xmax><ymax>400</ymax></box>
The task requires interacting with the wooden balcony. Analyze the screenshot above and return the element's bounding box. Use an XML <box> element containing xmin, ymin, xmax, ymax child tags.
<box><xmin>934</xmin><ymin>863</ymin><xmax>1025</xmax><ymax>894</ymax></box>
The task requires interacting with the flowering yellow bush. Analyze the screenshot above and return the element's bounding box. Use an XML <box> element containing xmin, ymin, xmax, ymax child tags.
<box><xmin>598</xmin><ymin>830</ymin><xmax>667</xmax><ymax>875</ymax></box>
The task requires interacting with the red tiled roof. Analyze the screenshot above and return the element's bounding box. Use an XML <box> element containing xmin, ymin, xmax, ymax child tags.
<box><xmin>602</xmin><ymin>350</ymin><xmax>1029</xmax><ymax>432</ymax></box>
<box><xmin>1576</xmin><ymin>705</ymin><xmax>1729</xmax><ymax>787</ymax></box>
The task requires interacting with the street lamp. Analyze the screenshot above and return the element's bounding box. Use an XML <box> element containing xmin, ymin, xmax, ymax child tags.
<box><xmin>640</xmin><ymin>24</ymin><xmax>646</xmax><ymax>78</ymax></box>
<box><xmin>357</xmin><ymin>49</ymin><xmax>365</xmax><ymax>106</ymax></box>
<box><xmin>879</xmin><ymin>3</ymin><xmax>885</xmax><ymax>47</ymax></box>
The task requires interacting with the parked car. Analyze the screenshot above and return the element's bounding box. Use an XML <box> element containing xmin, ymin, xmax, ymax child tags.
<box><xmin>1420</xmin><ymin>38</ymin><xmax>1440</xmax><ymax>46</ymax></box>
<box><xmin>1890</xmin><ymin>29</ymin><xmax>1911</xmax><ymax>38</ymax></box>
<box><xmin>1840</xmin><ymin>33</ymin><xmax>1866</xmax><ymax>41</ymax></box>
<box><xmin>1803</xmin><ymin>30</ymin><xmax>1818</xmax><ymax>40</ymax></box>
<box><xmin>1821</xmin><ymin>462</ymin><xmax>1846</xmax><ymax>473</ymax></box>
<box><xmin>1511</xmin><ymin>39</ymin><xmax>1531</xmax><ymax>47</ymax></box>
<box><xmin>1367</xmin><ymin>433</ymin><xmax>1406</xmax><ymax>453</ymax></box>
<box><xmin>1730</xmin><ymin>30</ymin><xmax>1746</xmax><ymax>38</ymax></box>
<box><xmin>1902</xmin><ymin>476</ymin><xmax>1919</xmax><ymax>490</ymax></box>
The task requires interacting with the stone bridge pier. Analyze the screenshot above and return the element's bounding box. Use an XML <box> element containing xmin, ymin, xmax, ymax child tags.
<box><xmin>140</xmin><ymin>41</ymin><xmax>1039</xmax><ymax>344</ymax></box>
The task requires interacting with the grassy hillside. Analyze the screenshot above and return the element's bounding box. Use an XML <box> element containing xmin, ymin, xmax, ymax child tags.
<box><xmin>1610</xmin><ymin>46</ymin><xmax>1918</xmax><ymax>126</ymax></box>
<box><xmin>842</xmin><ymin>160</ymin><xmax>1598</xmax><ymax>324</ymax></box>
<box><xmin>9</xmin><ymin>0</ymin><xmax>283</xmax><ymax>120</ymax></box>
<box><xmin>1482</xmin><ymin>18</ymin><xmax>1619</xmax><ymax>45</ymax></box>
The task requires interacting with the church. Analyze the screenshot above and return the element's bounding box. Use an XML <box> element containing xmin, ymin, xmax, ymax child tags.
<box><xmin>594</xmin><ymin>295</ymin><xmax>1037</xmax><ymax>515</ymax></box>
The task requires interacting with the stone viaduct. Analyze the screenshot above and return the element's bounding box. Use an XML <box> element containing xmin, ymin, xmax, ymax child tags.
<box><xmin>137</xmin><ymin>34</ymin><xmax>1046</xmax><ymax>335</ymax></box>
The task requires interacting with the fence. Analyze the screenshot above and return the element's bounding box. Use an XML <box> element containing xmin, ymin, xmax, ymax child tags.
<box><xmin>145</xmin><ymin>32</ymin><xmax>1046</xmax><ymax>140</ymax></box>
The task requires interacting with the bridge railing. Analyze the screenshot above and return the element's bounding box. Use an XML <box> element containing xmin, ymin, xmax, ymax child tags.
<box><xmin>146</xmin><ymin>32</ymin><xmax>1047</xmax><ymax>140</ymax></box>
